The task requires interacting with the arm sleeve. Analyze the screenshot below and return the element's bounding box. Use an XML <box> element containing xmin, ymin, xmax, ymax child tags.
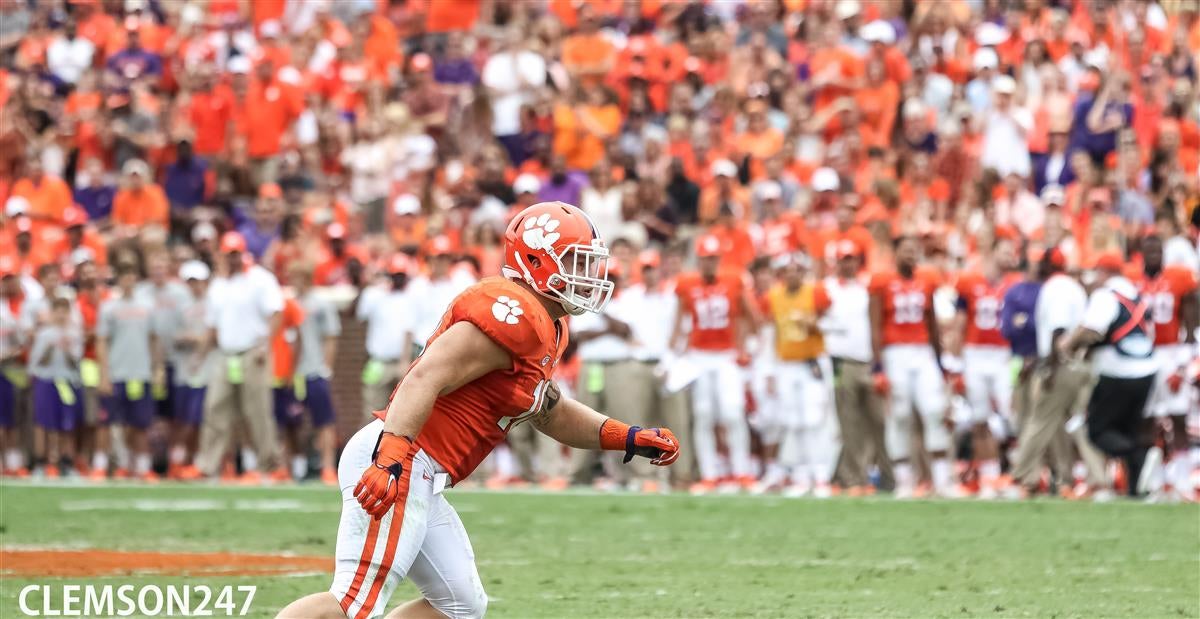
<box><xmin>1080</xmin><ymin>289</ymin><xmax>1118</xmax><ymax>334</ymax></box>
<box><xmin>324</xmin><ymin>302</ymin><xmax>342</xmax><ymax>337</ymax></box>
<box><xmin>95</xmin><ymin>304</ymin><xmax>111</xmax><ymax>339</ymax></box>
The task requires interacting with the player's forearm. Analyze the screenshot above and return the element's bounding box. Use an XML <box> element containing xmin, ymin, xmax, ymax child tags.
<box><xmin>323</xmin><ymin>338</ymin><xmax>338</xmax><ymax>373</ymax></box>
<box><xmin>1181</xmin><ymin>294</ymin><xmax>1199</xmax><ymax>343</ymax></box>
<box><xmin>534</xmin><ymin>395</ymin><xmax>609</xmax><ymax>450</ymax></box>
<box><xmin>927</xmin><ymin>310</ymin><xmax>944</xmax><ymax>365</ymax></box>
<box><xmin>380</xmin><ymin>368</ymin><xmax>440</xmax><ymax>439</ymax></box>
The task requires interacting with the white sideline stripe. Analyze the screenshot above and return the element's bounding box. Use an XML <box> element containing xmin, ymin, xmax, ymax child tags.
<box><xmin>59</xmin><ymin>498</ymin><xmax>340</xmax><ymax>512</ymax></box>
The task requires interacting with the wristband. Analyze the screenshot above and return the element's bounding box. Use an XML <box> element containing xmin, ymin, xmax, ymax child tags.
<box><xmin>871</xmin><ymin>362</ymin><xmax>883</xmax><ymax>374</ymax></box>
<box><xmin>598</xmin><ymin>418</ymin><xmax>632</xmax><ymax>452</ymax></box>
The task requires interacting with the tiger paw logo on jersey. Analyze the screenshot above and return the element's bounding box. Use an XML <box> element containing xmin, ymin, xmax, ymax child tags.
<box><xmin>491</xmin><ymin>296</ymin><xmax>524</xmax><ymax>325</ymax></box>
<box><xmin>522</xmin><ymin>214</ymin><xmax>561</xmax><ymax>250</ymax></box>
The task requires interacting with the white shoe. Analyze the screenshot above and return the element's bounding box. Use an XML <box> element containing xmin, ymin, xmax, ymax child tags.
<box><xmin>1092</xmin><ymin>488</ymin><xmax>1116</xmax><ymax>503</ymax></box>
<box><xmin>1137</xmin><ymin>447</ymin><xmax>1163</xmax><ymax>496</ymax></box>
<box><xmin>811</xmin><ymin>483</ymin><xmax>833</xmax><ymax>499</ymax></box>
<box><xmin>782</xmin><ymin>483</ymin><xmax>811</xmax><ymax>498</ymax></box>
<box><xmin>716</xmin><ymin>480</ymin><xmax>742</xmax><ymax>495</ymax></box>
<box><xmin>893</xmin><ymin>484</ymin><xmax>915</xmax><ymax>500</ymax></box>
<box><xmin>977</xmin><ymin>485</ymin><xmax>999</xmax><ymax>500</ymax></box>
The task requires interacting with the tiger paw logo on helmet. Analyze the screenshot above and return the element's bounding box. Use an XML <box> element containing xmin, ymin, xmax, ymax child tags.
<box><xmin>491</xmin><ymin>296</ymin><xmax>524</xmax><ymax>325</ymax></box>
<box><xmin>522</xmin><ymin>214</ymin><xmax>561</xmax><ymax>251</ymax></box>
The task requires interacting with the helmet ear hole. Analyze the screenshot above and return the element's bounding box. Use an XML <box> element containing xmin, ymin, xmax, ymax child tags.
<box><xmin>527</xmin><ymin>254</ymin><xmax>542</xmax><ymax>269</ymax></box>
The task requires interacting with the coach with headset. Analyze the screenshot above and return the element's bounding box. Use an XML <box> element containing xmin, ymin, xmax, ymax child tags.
<box><xmin>1060</xmin><ymin>251</ymin><xmax>1159</xmax><ymax>497</ymax></box>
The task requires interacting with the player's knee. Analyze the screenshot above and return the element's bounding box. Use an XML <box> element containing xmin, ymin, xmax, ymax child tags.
<box><xmin>428</xmin><ymin>584</ymin><xmax>487</xmax><ymax>619</ymax></box>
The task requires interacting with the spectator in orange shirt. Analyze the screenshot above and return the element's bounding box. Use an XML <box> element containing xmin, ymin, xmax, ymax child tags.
<box><xmin>111</xmin><ymin>159</ymin><xmax>168</xmax><ymax>230</ymax></box>
<box><xmin>552</xmin><ymin>86</ymin><xmax>620</xmax><ymax>172</ymax></box>
<box><xmin>698</xmin><ymin>159</ymin><xmax>751</xmax><ymax>225</ymax></box>
<box><xmin>11</xmin><ymin>159</ymin><xmax>72</xmax><ymax>222</ymax></box>
<box><xmin>187</xmin><ymin>64</ymin><xmax>235</xmax><ymax>158</ymax></box>
<box><xmin>561</xmin><ymin>6</ymin><xmax>615</xmax><ymax>84</ymax></box>
<box><xmin>855</xmin><ymin>57</ymin><xmax>900</xmax><ymax>149</ymax></box>
<box><xmin>735</xmin><ymin>100</ymin><xmax>784</xmax><ymax>178</ymax></box>
<box><xmin>241</xmin><ymin>58</ymin><xmax>303</xmax><ymax>182</ymax></box>
<box><xmin>60</xmin><ymin>206</ymin><xmax>108</xmax><ymax>267</ymax></box>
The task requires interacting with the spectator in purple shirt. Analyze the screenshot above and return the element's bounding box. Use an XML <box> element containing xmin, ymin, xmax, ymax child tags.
<box><xmin>235</xmin><ymin>183</ymin><xmax>284</xmax><ymax>259</ymax></box>
<box><xmin>536</xmin><ymin>155</ymin><xmax>588</xmax><ymax>206</ymax></box>
<box><xmin>163</xmin><ymin>141</ymin><xmax>207</xmax><ymax>211</ymax></box>
<box><xmin>1068</xmin><ymin>71</ymin><xmax>1133</xmax><ymax>165</ymax></box>
<box><xmin>433</xmin><ymin>33</ymin><xmax>479</xmax><ymax>86</ymax></box>
<box><xmin>73</xmin><ymin>157</ymin><xmax>116</xmax><ymax>221</ymax></box>
<box><xmin>106</xmin><ymin>28</ymin><xmax>162</xmax><ymax>91</ymax></box>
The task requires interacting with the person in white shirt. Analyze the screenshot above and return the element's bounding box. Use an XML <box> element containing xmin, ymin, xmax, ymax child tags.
<box><xmin>566</xmin><ymin>268</ymin><xmax>640</xmax><ymax>489</ymax></box>
<box><xmin>481</xmin><ymin>29</ymin><xmax>546</xmax><ymax>163</ymax></box>
<box><xmin>819</xmin><ymin>242</ymin><xmax>891</xmax><ymax>494</ymax></box>
<box><xmin>609</xmin><ymin>252</ymin><xmax>689</xmax><ymax>489</ymax></box>
<box><xmin>356</xmin><ymin>254</ymin><xmax>419</xmax><ymax>420</ymax></box>
<box><xmin>980</xmin><ymin>75</ymin><xmax>1032</xmax><ymax>179</ymax></box>
<box><xmin>46</xmin><ymin>20</ymin><xmax>94</xmax><ymax>85</ymax></box>
<box><xmin>193</xmin><ymin>232</ymin><xmax>285</xmax><ymax>481</ymax></box>
<box><xmin>1061</xmin><ymin>252</ymin><xmax>1160</xmax><ymax>497</ymax></box>
<box><xmin>410</xmin><ymin>237</ymin><xmax>474</xmax><ymax>346</ymax></box>
<box><xmin>1012</xmin><ymin>248</ymin><xmax>1108</xmax><ymax>497</ymax></box>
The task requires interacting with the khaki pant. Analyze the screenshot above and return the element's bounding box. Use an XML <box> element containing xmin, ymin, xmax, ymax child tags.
<box><xmin>1012</xmin><ymin>361</ymin><xmax>1073</xmax><ymax>482</ymax></box>
<box><xmin>361</xmin><ymin>360</ymin><xmax>406</xmax><ymax>421</ymax></box>
<box><xmin>1012</xmin><ymin>361</ymin><xmax>1106</xmax><ymax>487</ymax></box>
<box><xmin>831</xmin><ymin>358</ymin><xmax>893</xmax><ymax>489</ymax></box>
<box><xmin>570</xmin><ymin>360</ymin><xmax>651</xmax><ymax>484</ymax></box>
<box><xmin>507</xmin><ymin>420</ymin><xmax>570</xmax><ymax>481</ymax></box>
<box><xmin>195</xmin><ymin>350</ymin><xmax>280</xmax><ymax>475</ymax></box>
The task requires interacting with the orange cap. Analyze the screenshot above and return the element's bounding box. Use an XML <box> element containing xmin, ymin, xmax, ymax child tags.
<box><xmin>63</xmin><ymin>206</ymin><xmax>89</xmax><ymax>228</ymax></box>
<box><xmin>637</xmin><ymin>249</ymin><xmax>661</xmax><ymax>269</ymax></box>
<box><xmin>426</xmin><ymin>235</ymin><xmax>453</xmax><ymax>256</ymax></box>
<box><xmin>387</xmin><ymin>253</ymin><xmax>413</xmax><ymax>275</ymax></box>
<box><xmin>1093</xmin><ymin>250</ymin><xmax>1124</xmax><ymax>272</ymax></box>
<box><xmin>258</xmin><ymin>183</ymin><xmax>283</xmax><ymax>199</ymax></box>
<box><xmin>220</xmin><ymin>231</ymin><xmax>248</xmax><ymax>253</ymax></box>
<box><xmin>835</xmin><ymin>239</ymin><xmax>862</xmax><ymax>259</ymax></box>
<box><xmin>695</xmin><ymin>234</ymin><xmax>722</xmax><ymax>258</ymax></box>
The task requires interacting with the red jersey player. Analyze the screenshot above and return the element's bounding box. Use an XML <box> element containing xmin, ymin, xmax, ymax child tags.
<box><xmin>670</xmin><ymin>233</ymin><xmax>759</xmax><ymax>494</ymax></box>
<box><xmin>1137</xmin><ymin>235</ymin><xmax>1199</xmax><ymax>497</ymax></box>
<box><xmin>952</xmin><ymin>239</ymin><xmax>1021</xmax><ymax>497</ymax></box>
<box><xmin>869</xmin><ymin>235</ymin><xmax>952</xmax><ymax>498</ymax></box>
<box><xmin>280</xmin><ymin>203</ymin><xmax>680</xmax><ymax>619</ymax></box>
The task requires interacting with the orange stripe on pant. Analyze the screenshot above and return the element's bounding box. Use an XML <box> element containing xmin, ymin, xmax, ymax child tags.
<box><xmin>340</xmin><ymin>516</ymin><xmax>382</xmax><ymax>613</ymax></box>
<box><xmin>355</xmin><ymin>501</ymin><xmax>407</xmax><ymax>619</ymax></box>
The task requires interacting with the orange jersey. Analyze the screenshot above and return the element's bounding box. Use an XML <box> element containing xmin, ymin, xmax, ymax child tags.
<box><xmin>272</xmin><ymin>297</ymin><xmax>306</xmax><ymax>381</ymax></box>
<box><xmin>375</xmin><ymin>277</ymin><xmax>568</xmax><ymax>483</ymax></box>
<box><xmin>869</xmin><ymin>269</ymin><xmax>939</xmax><ymax>346</ymax></box>
<box><xmin>1138</xmin><ymin>266</ymin><xmax>1199</xmax><ymax>346</ymax></box>
<box><xmin>677</xmin><ymin>272</ymin><xmax>744</xmax><ymax>352</ymax></box>
<box><xmin>753</xmin><ymin>213</ymin><xmax>806</xmax><ymax>258</ymax></box>
<box><xmin>955</xmin><ymin>272</ymin><xmax>1021</xmax><ymax>347</ymax></box>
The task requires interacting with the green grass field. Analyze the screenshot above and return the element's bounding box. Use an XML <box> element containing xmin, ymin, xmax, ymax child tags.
<box><xmin>1</xmin><ymin>481</ymin><xmax>1197</xmax><ymax>618</ymax></box>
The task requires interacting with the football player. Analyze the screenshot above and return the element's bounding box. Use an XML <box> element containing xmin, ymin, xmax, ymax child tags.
<box><xmin>671</xmin><ymin>234</ymin><xmax>759</xmax><ymax>494</ymax></box>
<box><xmin>278</xmin><ymin>203</ymin><xmax>679</xmax><ymax>619</ymax></box>
<box><xmin>1137</xmin><ymin>235</ymin><xmax>1199</xmax><ymax>498</ymax></box>
<box><xmin>869</xmin><ymin>235</ymin><xmax>953</xmax><ymax>498</ymax></box>
<box><xmin>951</xmin><ymin>238</ymin><xmax>1022</xmax><ymax>497</ymax></box>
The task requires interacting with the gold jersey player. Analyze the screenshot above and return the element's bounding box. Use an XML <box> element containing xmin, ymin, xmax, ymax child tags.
<box><xmin>279</xmin><ymin>202</ymin><xmax>679</xmax><ymax>619</ymax></box>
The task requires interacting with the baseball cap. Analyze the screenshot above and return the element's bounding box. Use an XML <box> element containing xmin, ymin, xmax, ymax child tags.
<box><xmin>62</xmin><ymin>205</ymin><xmax>89</xmax><ymax>228</ymax></box>
<box><xmin>1044</xmin><ymin>246</ymin><xmax>1067</xmax><ymax>269</ymax></box>
<box><xmin>973</xmin><ymin>47</ymin><xmax>999</xmax><ymax>71</ymax></box>
<box><xmin>180</xmin><ymin>260</ymin><xmax>211</xmax><ymax>282</ymax></box>
<box><xmin>192</xmin><ymin>221</ymin><xmax>218</xmax><ymax>243</ymax></box>
<box><xmin>426</xmin><ymin>235</ymin><xmax>453</xmax><ymax>256</ymax></box>
<box><xmin>259</xmin><ymin>19</ymin><xmax>282</xmax><ymax>38</ymax></box>
<box><xmin>1086</xmin><ymin>187</ymin><xmax>1112</xmax><ymax>205</ymax></box>
<box><xmin>14</xmin><ymin>215</ymin><xmax>33</xmax><ymax>234</ymax></box>
<box><xmin>695</xmin><ymin>234</ymin><xmax>722</xmax><ymax>258</ymax></box>
<box><xmin>513</xmin><ymin>174</ymin><xmax>542</xmax><ymax>195</ymax></box>
<box><xmin>1093</xmin><ymin>250</ymin><xmax>1124</xmax><ymax>272</ymax></box>
<box><xmin>757</xmin><ymin>181</ymin><xmax>783</xmax><ymax>201</ymax></box>
<box><xmin>0</xmin><ymin>255</ymin><xmax>15</xmax><ymax>277</ymax></box>
<box><xmin>392</xmin><ymin>194</ymin><xmax>421</xmax><ymax>216</ymax></box>
<box><xmin>227</xmin><ymin>56</ymin><xmax>252</xmax><ymax>74</ymax></box>
<box><xmin>411</xmin><ymin>53</ymin><xmax>433</xmax><ymax>72</ymax></box>
<box><xmin>835</xmin><ymin>0</ymin><xmax>861</xmax><ymax>20</ymax></box>
<box><xmin>326</xmin><ymin>222</ymin><xmax>347</xmax><ymax>240</ymax></box>
<box><xmin>993</xmin><ymin>75</ymin><xmax>1017</xmax><ymax>95</ymax></box>
<box><xmin>5</xmin><ymin>195</ymin><xmax>29</xmax><ymax>217</ymax></box>
<box><xmin>861</xmin><ymin>20</ymin><xmax>895</xmax><ymax>45</ymax></box>
<box><xmin>835</xmin><ymin>239</ymin><xmax>862</xmax><ymax>259</ymax></box>
<box><xmin>974</xmin><ymin>23</ymin><xmax>1010</xmax><ymax>47</ymax></box>
<box><xmin>258</xmin><ymin>183</ymin><xmax>283</xmax><ymax>199</ymax></box>
<box><xmin>386</xmin><ymin>253</ymin><xmax>413</xmax><ymax>275</ymax></box>
<box><xmin>711</xmin><ymin>159</ymin><xmax>737</xmax><ymax>178</ymax></box>
<box><xmin>220</xmin><ymin>231</ymin><xmax>248</xmax><ymax>253</ymax></box>
<box><xmin>811</xmin><ymin>167</ymin><xmax>840</xmax><ymax>192</ymax></box>
<box><xmin>1040</xmin><ymin>184</ymin><xmax>1066</xmax><ymax>206</ymax></box>
<box><xmin>637</xmin><ymin>250</ymin><xmax>660</xmax><ymax>269</ymax></box>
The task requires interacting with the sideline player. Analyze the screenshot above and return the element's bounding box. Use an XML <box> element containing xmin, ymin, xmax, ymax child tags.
<box><xmin>671</xmin><ymin>234</ymin><xmax>759</xmax><ymax>494</ymax></box>
<box><xmin>278</xmin><ymin>203</ymin><xmax>679</xmax><ymax>619</ymax></box>
<box><xmin>952</xmin><ymin>239</ymin><xmax>1021</xmax><ymax>497</ymax></box>
<box><xmin>1136</xmin><ymin>235</ymin><xmax>1199</xmax><ymax>497</ymax></box>
<box><xmin>870</xmin><ymin>235</ymin><xmax>952</xmax><ymax>498</ymax></box>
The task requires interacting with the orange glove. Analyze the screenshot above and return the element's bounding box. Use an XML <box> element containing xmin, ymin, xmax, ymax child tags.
<box><xmin>1165</xmin><ymin>370</ymin><xmax>1184</xmax><ymax>393</ymax></box>
<box><xmin>736</xmin><ymin>351</ymin><xmax>752</xmax><ymax>367</ymax></box>
<box><xmin>599</xmin><ymin>419</ymin><xmax>680</xmax><ymax>466</ymax></box>
<box><xmin>354</xmin><ymin>432</ymin><xmax>414</xmax><ymax>520</ymax></box>
<box><xmin>871</xmin><ymin>363</ymin><xmax>890</xmax><ymax>396</ymax></box>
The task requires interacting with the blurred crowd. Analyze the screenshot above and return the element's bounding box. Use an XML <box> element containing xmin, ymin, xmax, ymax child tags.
<box><xmin>0</xmin><ymin>0</ymin><xmax>1199</xmax><ymax>499</ymax></box>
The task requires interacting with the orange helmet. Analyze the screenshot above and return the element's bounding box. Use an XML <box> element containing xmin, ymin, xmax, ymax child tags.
<box><xmin>502</xmin><ymin>202</ymin><xmax>613</xmax><ymax>316</ymax></box>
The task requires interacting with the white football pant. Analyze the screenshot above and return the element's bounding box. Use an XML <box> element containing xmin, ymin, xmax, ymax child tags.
<box><xmin>883</xmin><ymin>344</ymin><xmax>950</xmax><ymax>460</ymax></box>
<box><xmin>689</xmin><ymin>350</ymin><xmax>751</xmax><ymax>480</ymax></box>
